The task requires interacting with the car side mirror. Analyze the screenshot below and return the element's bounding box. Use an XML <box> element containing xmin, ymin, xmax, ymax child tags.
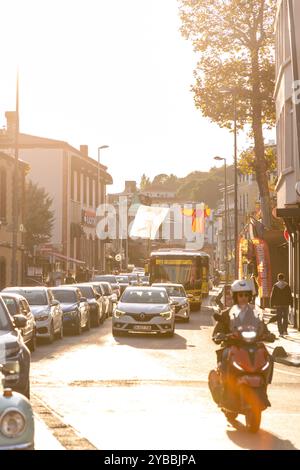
<box><xmin>80</xmin><ymin>297</ymin><xmax>87</xmax><ymax>303</ymax></box>
<box><xmin>51</xmin><ymin>300</ymin><xmax>60</xmax><ymax>307</ymax></box>
<box><xmin>14</xmin><ymin>314</ymin><xmax>27</xmax><ymax>328</ymax></box>
<box><xmin>95</xmin><ymin>293</ymin><xmax>101</xmax><ymax>300</ymax></box>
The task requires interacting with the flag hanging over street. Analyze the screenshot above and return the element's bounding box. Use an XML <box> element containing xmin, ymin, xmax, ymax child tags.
<box><xmin>129</xmin><ymin>205</ymin><xmax>170</xmax><ymax>240</ymax></box>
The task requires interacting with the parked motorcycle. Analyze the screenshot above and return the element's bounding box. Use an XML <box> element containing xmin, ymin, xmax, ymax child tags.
<box><xmin>209</xmin><ymin>315</ymin><xmax>274</xmax><ymax>433</ymax></box>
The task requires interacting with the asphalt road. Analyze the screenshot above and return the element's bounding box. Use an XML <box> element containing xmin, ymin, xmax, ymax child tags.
<box><xmin>30</xmin><ymin>301</ymin><xmax>300</xmax><ymax>450</ymax></box>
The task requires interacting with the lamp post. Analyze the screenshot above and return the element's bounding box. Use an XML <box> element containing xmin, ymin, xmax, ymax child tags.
<box><xmin>11</xmin><ymin>72</ymin><xmax>20</xmax><ymax>286</ymax></box>
<box><xmin>214</xmin><ymin>156</ymin><xmax>228</xmax><ymax>283</ymax></box>
<box><xmin>97</xmin><ymin>145</ymin><xmax>109</xmax><ymax>273</ymax></box>
<box><xmin>220</xmin><ymin>88</ymin><xmax>239</xmax><ymax>278</ymax></box>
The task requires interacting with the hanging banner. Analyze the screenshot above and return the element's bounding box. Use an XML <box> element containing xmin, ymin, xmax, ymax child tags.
<box><xmin>252</xmin><ymin>238</ymin><xmax>272</xmax><ymax>298</ymax></box>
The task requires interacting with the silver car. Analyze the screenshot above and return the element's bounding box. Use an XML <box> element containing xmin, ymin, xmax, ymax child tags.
<box><xmin>2</xmin><ymin>287</ymin><xmax>63</xmax><ymax>343</ymax></box>
<box><xmin>152</xmin><ymin>283</ymin><xmax>190</xmax><ymax>322</ymax></box>
<box><xmin>112</xmin><ymin>287</ymin><xmax>175</xmax><ymax>337</ymax></box>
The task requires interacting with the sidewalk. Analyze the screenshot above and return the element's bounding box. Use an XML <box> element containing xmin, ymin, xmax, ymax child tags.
<box><xmin>209</xmin><ymin>287</ymin><xmax>300</xmax><ymax>367</ymax></box>
<box><xmin>34</xmin><ymin>415</ymin><xmax>65</xmax><ymax>450</ymax></box>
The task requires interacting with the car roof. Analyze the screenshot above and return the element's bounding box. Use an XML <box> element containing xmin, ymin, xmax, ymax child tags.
<box><xmin>52</xmin><ymin>286</ymin><xmax>79</xmax><ymax>291</ymax></box>
<box><xmin>1</xmin><ymin>292</ymin><xmax>30</xmax><ymax>301</ymax></box>
<box><xmin>125</xmin><ymin>286</ymin><xmax>166</xmax><ymax>291</ymax></box>
<box><xmin>152</xmin><ymin>283</ymin><xmax>184</xmax><ymax>288</ymax></box>
<box><xmin>3</xmin><ymin>286</ymin><xmax>48</xmax><ymax>292</ymax></box>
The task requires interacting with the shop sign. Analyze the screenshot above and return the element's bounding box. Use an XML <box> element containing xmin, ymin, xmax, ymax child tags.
<box><xmin>82</xmin><ymin>210</ymin><xmax>96</xmax><ymax>227</ymax></box>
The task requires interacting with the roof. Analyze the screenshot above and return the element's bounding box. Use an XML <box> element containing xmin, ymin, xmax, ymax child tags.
<box><xmin>1</xmin><ymin>292</ymin><xmax>29</xmax><ymax>301</ymax></box>
<box><xmin>51</xmin><ymin>286</ymin><xmax>79</xmax><ymax>291</ymax></box>
<box><xmin>0</xmin><ymin>133</ymin><xmax>113</xmax><ymax>184</ymax></box>
<box><xmin>0</xmin><ymin>151</ymin><xmax>29</xmax><ymax>168</ymax></box>
<box><xmin>151</xmin><ymin>249</ymin><xmax>209</xmax><ymax>257</ymax></box>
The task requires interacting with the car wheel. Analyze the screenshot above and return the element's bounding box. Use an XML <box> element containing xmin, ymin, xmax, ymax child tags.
<box><xmin>112</xmin><ymin>328</ymin><xmax>123</xmax><ymax>337</ymax></box>
<box><xmin>165</xmin><ymin>327</ymin><xmax>175</xmax><ymax>338</ymax></box>
<box><xmin>183</xmin><ymin>316</ymin><xmax>190</xmax><ymax>323</ymax></box>
<box><xmin>23</xmin><ymin>380</ymin><xmax>30</xmax><ymax>399</ymax></box>
<box><xmin>85</xmin><ymin>313</ymin><xmax>91</xmax><ymax>331</ymax></box>
<box><xmin>57</xmin><ymin>322</ymin><xmax>64</xmax><ymax>340</ymax></box>
<box><xmin>47</xmin><ymin>322</ymin><xmax>55</xmax><ymax>344</ymax></box>
<box><xmin>74</xmin><ymin>318</ymin><xmax>82</xmax><ymax>335</ymax></box>
<box><xmin>28</xmin><ymin>331</ymin><xmax>37</xmax><ymax>352</ymax></box>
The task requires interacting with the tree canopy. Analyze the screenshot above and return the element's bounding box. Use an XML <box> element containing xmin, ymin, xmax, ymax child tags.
<box><xmin>24</xmin><ymin>181</ymin><xmax>54</xmax><ymax>254</ymax></box>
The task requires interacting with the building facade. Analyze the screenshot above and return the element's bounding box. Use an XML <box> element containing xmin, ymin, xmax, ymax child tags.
<box><xmin>0</xmin><ymin>112</ymin><xmax>113</xmax><ymax>281</ymax></box>
<box><xmin>0</xmin><ymin>151</ymin><xmax>28</xmax><ymax>288</ymax></box>
<box><xmin>275</xmin><ymin>0</ymin><xmax>300</xmax><ymax>328</ymax></box>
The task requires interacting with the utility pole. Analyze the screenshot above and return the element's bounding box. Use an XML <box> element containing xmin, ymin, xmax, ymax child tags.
<box><xmin>234</xmin><ymin>94</ymin><xmax>239</xmax><ymax>278</ymax></box>
<box><xmin>11</xmin><ymin>71</ymin><xmax>19</xmax><ymax>286</ymax></box>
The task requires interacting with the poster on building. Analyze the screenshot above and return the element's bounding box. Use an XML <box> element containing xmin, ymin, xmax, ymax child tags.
<box><xmin>252</xmin><ymin>238</ymin><xmax>272</xmax><ymax>298</ymax></box>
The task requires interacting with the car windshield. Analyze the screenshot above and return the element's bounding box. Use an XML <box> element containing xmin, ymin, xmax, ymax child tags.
<box><xmin>94</xmin><ymin>275</ymin><xmax>117</xmax><ymax>284</ymax></box>
<box><xmin>2</xmin><ymin>297</ymin><xmax>18</xmax><ymax>316</ymax></box>
<box><xmin>101</xmin><ymin>284</ymin><xmax>111</xmax><ymax>295</ymax></box>
<box><xmin>21</xmin><ymin>290</ymin><xmax>48</xmax><ymax>306</ymax></box>
<box><xmin>0</xmin><ymin>300</ymin><xmax>13</xmax><ymax>330</ymax></box>
<box><xmin>128</xmin><ymin>275</ymin><xmax>138</xmax><ymax>281</ymax></box>
<box><xmin>52</xmin><ymin>290</ymin><xmax>77</xmax><ymax>303</ymax></box>
<box><xmin>141</xmin><ymin>276</ymin><xmax>149</xmax><ymax>282</ymax></box>
<box><xmin>121</xmin><ymin>289</ymin><xmax>168</xmax><ymax>304</ymax></box>
<box><xmin>116</xmin><ymin>276</ymin><xmax>129</xmax><ymax>283</ymax></box>
<box><xmin>77</xmin><ymin>286</ymin><xmax>94</xmax><ymax>298</ymax></box>
<box><xmin>164</xmin><ymin>286</ymin><xmax>186</xmax><ymax>297</ymax></box>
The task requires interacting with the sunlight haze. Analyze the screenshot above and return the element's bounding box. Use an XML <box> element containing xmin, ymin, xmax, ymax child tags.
<box><xmin>1</xmin><ymin>0</ymin><xmax>252</xmax><ymax>191</ymax></box>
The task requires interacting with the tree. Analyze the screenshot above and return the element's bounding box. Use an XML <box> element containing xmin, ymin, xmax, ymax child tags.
<box><xmin>139</xmin><ymin>173</ymin><xmax>151</xmax><ymax>191</ymax></box>
<box><xmin>179</xmin><ymin>0</ymin><xmax>276</xmax><ymax>228</ymax></box>
<box><xmin>24</xmin><ymin>181</ymin><xmax>54</xmax><ymax>254</ymax></box>
<box><xmin>238</xmin><ymin>145</ymin><xmax>276</xmax><ymax>175</ymax></box>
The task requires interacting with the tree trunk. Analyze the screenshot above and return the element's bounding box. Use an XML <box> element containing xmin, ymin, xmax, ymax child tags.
<box><xmin>251</xmin><ymin>49</ymin><xmax>272</xmax><ymax>229</ymax></box>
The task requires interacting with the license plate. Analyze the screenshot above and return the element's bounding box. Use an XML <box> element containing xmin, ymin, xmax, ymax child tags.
<box><xmin>133</xmin><ymin>325</ymin><xmax>152</xmax><ymax>331</ymax></box>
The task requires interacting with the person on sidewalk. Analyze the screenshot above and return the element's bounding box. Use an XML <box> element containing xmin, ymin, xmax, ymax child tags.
<box><xmin>270</xmin><ymin>273</ymin><xmax>293</xmax><ymax>337</ymax></box>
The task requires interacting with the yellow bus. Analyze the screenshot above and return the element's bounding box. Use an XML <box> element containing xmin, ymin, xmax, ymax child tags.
<box><xmin>149</xmin><ymin>249</ymin><xmax>209</xmax><ymax>310</ymax></box>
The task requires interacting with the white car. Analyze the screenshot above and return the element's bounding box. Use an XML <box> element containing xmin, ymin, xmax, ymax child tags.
<box><xmin>152</xmin><ymin>283</ymin><xmax>190</xmax><ymax>322</ymax></box>
<box><xmin>2</xmin><ymin>287</ymin><xmax>63</xmax><ymax>343</ymax></box>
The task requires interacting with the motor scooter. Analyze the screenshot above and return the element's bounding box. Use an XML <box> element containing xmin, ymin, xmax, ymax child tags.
<box><xmin>209</xmin><ymin>316</ymin><xmax>274</xmax><ymax>433</ymax></box>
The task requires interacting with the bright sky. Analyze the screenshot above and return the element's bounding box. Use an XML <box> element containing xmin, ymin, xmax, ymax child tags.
<box><xmin>0</xmin><ymin>0</ymin><xmax>273</xmax><ymax>192</ymax></box>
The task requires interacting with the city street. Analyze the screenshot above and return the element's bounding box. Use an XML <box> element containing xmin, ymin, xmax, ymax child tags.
<box><xmin>31</xmin><ymin>300</ymin><xmax>300</xmax><ymax>450</ymax></box>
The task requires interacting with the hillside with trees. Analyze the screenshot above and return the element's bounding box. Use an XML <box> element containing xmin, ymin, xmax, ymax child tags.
<box><xmin>139</xmin><ymin>165</ymin><xmax>234</xmax><ymax>209</ymax></box>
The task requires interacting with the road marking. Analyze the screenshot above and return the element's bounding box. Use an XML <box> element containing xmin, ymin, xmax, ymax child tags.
<box><xmin>274</xmin><ymin>367</ymin><xmax>300</xmax><ymax>377</ymax></box>
<box><xmin>32</xmin><ymin>394</ymin><xmax>97</xmax><ymax>450</ymax></box>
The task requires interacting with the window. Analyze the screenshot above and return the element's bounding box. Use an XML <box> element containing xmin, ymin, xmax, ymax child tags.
<box><xmin>83</xmin><ymin>175</ymin><xmax>87</xmax><ymax>204</ymax></box>
<box><xmin>0</xmin><ymin>168</ymin><xmax>7</xmax><ymax>220</ymax></box>
<box><xmin>77</xmin><ymin>171</ymin><xmax>81</xmax><ymax>201</ymax></box>
<box><xmin>89</xmin><ymin>177</ymin><xmax>93</xmax><ymax>207</ymax></box>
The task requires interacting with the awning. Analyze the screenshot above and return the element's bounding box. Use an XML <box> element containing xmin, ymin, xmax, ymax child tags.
<box><xmin>40</xmin><ymin>250</ymin><xmax>86</xmax><ymax>265</ymax></box>
<box><xmin>276</xmin><ymin>208</ymin><xmax>300</xmax><ymax>236</ymax></box>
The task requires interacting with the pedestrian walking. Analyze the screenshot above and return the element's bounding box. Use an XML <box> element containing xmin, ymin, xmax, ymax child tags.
<box><xmin>270</xmin><ymin>273</ymin><xmax>293</xmax><ymax>337</ymax></box>
<box><xmin>65</xmin><ymin>271</ymin><xmax>76</xmax><ymax>284</ymax></box>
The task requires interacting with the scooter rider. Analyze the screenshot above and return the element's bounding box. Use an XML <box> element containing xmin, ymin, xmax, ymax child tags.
<box><xmin>213</xmin><ymin>280</ymin><xmax>275</xmax><ymax>382</ymax></box>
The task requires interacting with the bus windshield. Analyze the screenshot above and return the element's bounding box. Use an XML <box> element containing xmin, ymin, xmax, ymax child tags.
<box><xmin>150</xmin><ymin>257</ymin><xmax>202</xmax><ymax>290</ymax></box>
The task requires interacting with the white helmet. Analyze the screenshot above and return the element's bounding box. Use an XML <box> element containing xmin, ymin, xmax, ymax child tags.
<box><xmin>231</xmin><ymin>279</ymin><xmax>253</xmax><ymax>293</ymax></box>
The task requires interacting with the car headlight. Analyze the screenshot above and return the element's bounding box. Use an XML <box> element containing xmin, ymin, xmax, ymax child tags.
<box><xmin>160</xmin><ymin>311</ymin><xmax>173</xmax><ymax>320</ymax></box>
<box><xmin>113</xmin><ymin>309</ymin><xmax>126</xmax><ymax>319</ymax></box>
<box><xmin>36</xmin><ymin>314</ymin><xmax>50</xmax><ymax>321</ymax></box>
<box><xmin>0</xmin><ymin>409</ymin><xmax>26</xmax><ymax>438</ymax></box>
<box><xmin>233</xmin><ymin>361</ymin><xmax>244</xmax><ymax>371</ymax></box>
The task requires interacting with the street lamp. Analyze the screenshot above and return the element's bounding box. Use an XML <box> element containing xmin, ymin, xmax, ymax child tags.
<box><xmin>97</xmin><ymin>145</ymin><xmax>109</xmax><ymax>273</ymax></box>
<box><xmin>214</xmin><ymin>156</ymin><xmax>229</xmax><ymax>283</ymax></box>
<box><xmin>220</xmin><ymin>88</ymin><xmax>238</xmax><ymax>278</ymax></box>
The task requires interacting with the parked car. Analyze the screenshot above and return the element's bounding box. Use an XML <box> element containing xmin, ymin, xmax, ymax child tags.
<box><xmin>72</xmin><ymin>284</ymin><xmax>104</xmax><ymax>326</ymax></box>
<box><xmin>99</xmin><ymin>282</ymin><xmax>116</xmax><ymax>316</ymax></box>
<box><xmin>0</xmin><ymin>361</ymin><xmax>34</xmax><ymax>450</ymax></box>
<box><xmin>92</xmin><ymin>275</ymin><xmax>121</xmax><ymax>298</ymax></box>
<box><xmin>152</xmin><ymin>283</ymin><xmax>190</xmax><ymax>322</ymax></box>
<box><xmin>112</xmin><ymin>286</ymin><xmax>175</xmax><ymax>337</ymax></box>
<box><xmin>88</xmin><ymin>282</ymin><xmax>108</xmax><ymax>320</ymax></box>
<box><xmin>0</xmin><ymin>296</ymin><xmax>31</xmax><ymax>398</ymax></box>
<box><xmin>1</xmin><ymin>293</ymin><xmax>37</xmax><ymax>351</ymax></box>
<box><xmin>51</xmin><ymin>286</ymin><xmax>90</xmax><ymax>335</ymax></box>
<box><xmin>2</xmin><ymin>287</ymin><xmax>63</xmax><ymax>344</ymax></box>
